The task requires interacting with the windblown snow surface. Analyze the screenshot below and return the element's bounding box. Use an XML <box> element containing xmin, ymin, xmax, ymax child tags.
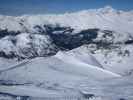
<box><xmin>0</xmin><ymin>6</ymin><xmax>133</xmax><ymax>100</ymax></box>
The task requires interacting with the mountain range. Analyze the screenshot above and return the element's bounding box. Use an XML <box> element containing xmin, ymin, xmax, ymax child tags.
<box><xmin>0</xmin><ymin>6</ymin><xmax>133</xmax><ymax>100</ymax></box>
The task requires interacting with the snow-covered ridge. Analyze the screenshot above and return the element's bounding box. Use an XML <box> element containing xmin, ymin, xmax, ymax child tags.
<box><xmin>0</xmin><ymin>6</ymin><xmax>133</xmax><ymax>33</ymax></box>
<box><xmin>0</xmin><ymin>6</ymin><xmax>133</xmax><ymax>59</ymax></box>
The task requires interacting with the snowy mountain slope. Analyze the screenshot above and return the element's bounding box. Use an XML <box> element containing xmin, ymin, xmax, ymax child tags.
<box><xmin>0</xmin><ymin>6</ymin><xmax>133</xmax><ymax>100</ymax></box>
<box><xmin>1</xmin><ymin>51</ymin><xmax>133</xmax><ymax>100</ymax></box>
<box><xmin>74</xmin><ymin>44</ymin><xmax>133</xmax><ymax>76</ymax></box>
<box><xmin>1</xmin><ymin>77</ymin><xmax>133</xmax><ymax>100</ymax></box>
<box><xmin>0</xmin><ymin>85</ymin><xmax>81</xmax><ymax>98</ymax></box>
<box><xmin>78</xmin><ymin>76</ymin><xmax>133</xmax><ymax>100</ymax></box>
<box><xmin>0</xmin><ymin>6</ymin><xmax>133</xmax><ymax>59</ymax></box>
<box><xmin>0</xmin><ymin>50</ymin><xmax>123</xmax><ymax>99</ymax></box>
<box><xmin>54</xmin><ymin>51</ymin><xmax>103</xmax><ymax>68</ymax></box>
<box><xmin>0</xmin><ymin>58</ymin><xmax>17</xmax><ymax>70</ymax></box>
<box><xmin>0</xmin><ymin>51</ymin><xmax>120</xmax><ymax>84</ymax></box>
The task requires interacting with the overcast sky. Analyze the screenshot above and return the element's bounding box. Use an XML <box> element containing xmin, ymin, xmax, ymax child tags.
<box><xmin>0</xmin><ymin>0</ymin><xmax>133</xmax><ymax>15</ymax></box>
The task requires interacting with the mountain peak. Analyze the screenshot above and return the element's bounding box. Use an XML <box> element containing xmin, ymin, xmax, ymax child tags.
<box><xmin>104</xmin><ymin>5</ymin><xmax>114</xmax><ymax>10</ymax></box>
<box><xmin>98</xmin><ymin>5</ymin><xmax>116</xmax><ymax>13</ymax></box>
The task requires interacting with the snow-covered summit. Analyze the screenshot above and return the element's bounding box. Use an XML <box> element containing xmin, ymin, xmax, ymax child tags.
<box><xmin>0</xmin><ymin>6</ymin><xmax>133</xmax><ymax>33</ymax></box>
<box><xmin>20</xmin><ymin>7</ymin><xmax>133</xmax><ymax>33</ymax></box>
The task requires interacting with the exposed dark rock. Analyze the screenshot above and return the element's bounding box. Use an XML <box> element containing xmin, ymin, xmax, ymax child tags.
<box><xmin>0</xmin><ymin>29</ymin><xmax>20</xmax><ymax>38</ymax></box>
<box><xmin>0</xmin><ymin>24</ymin><xmax>131</xmax><ymax>59</ymax></box>
<box><xmin>125</xmin><ymin>40</ymin><xmax>133</xmax><ymax>44</ymax></box>
<box><xmin>49</xmin><ymin>28</ymin><xmax>98</xmax><ymax>50</ymax></box>
<box><xmin>82</xmin><ymin>93</ymin><xmax>95</xmax><ymax>99</ymax></box>
<box><xmin>34</xmin><ymin>25</ymin><xmax>45</xmax><ymax>33</ymax></box>
<box><xmin>0</xmin><ymin>51</ymin><xmax>17</xmax><ymax>59</ymax></box>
